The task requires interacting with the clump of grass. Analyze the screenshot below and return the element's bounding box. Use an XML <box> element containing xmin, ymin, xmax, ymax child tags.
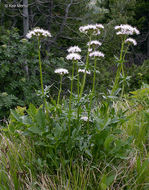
<box><xmin>0</xmin><ymin>131</ymin><xmax>36</xmax><ymax>189</ymax></box>
<box><xmin>113</xmin><ymin>84</ymin><xmax>149</xmax><ymax>151</ymax></box>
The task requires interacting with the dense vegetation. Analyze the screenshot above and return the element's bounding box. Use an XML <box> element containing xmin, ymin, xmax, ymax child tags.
<box><xmin>0</xmin><ymin>0</ymin><xmax>149</xmax><ymax>189</ymax></box>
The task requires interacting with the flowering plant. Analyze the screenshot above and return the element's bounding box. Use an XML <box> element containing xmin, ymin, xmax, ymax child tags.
<box><xmin>26</xmin><ymin>27</ymin><xmax>52</xmax><ymax>110</ymax></box>
<box><xmin>111</xmin><ymin>24</ymin><xmax>140</xmax><ymax>97</ymax></box>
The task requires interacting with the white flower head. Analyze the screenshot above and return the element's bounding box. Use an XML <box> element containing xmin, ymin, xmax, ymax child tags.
<box><xmin>78</xmin><ymin>69</ymin><xmax>91</xmax><ymax>74</ymax></box>
<box><xmin>125</xmin><ymin>38</ymin><xmax>137</xmax><ymax>46</ymax></box>
<box><xmin>79</xmin><ymin>24</ymin><xmax>96</xmax><ymax>33</ymax></box>
<box><xmin>67</xmin><ymin>46</ymin><xmax>81</xmax><ymax>53</ymax></box>
<box><xmin>87</xmin><ymin>40</ymin><xmax>102</xmax><ymax>47</ymax></box>
<box><xmin>89</xmin><ymin>51</ymin><xmax>104</xmax><ymax>58</ymax></box>
<box><xmin>96</xmin><ymin>24</ymin><xmax>104</xmax><ymax>29</ymax></box>
<box><xmin>133</xmin><ymin>27</ymin><xmax>140</xmax><ymax>35</ymax></box>
<box><xmin>80</xmin><ymin>116</ymin><xmax>88</xmax><ymax>121</ymax></box>
<box><xmin>66</xmin><ymin>53</ymin><xmax>81</xmax><ymax>61</ymax></box>
<box><xmin>26</xmin><ymin>27</ymin><xmax>52</xmax><ymax>39</ymax></box>
<box><xmin>54</xmin><ymin>68</ymin><xmax>69</xmax><ymax>75</ymax></box>
<box><xmin>115</xmin><ymin>24</ymin><xmax>140</xmax><ymax>36</ymax></box>
<box><xmin>88</xmin><ymin>48</ymin><xmax>93</xmax><ymax>52</ymax></box>
<box><xmin>79</xmin><ymin>24</ymin><xmax>101</xmax><ymax>36</ymax></box>
<box><xmin>94</xmin><ymin>30</ymin><xmax>101</xmax><ymax>36</ymax></box>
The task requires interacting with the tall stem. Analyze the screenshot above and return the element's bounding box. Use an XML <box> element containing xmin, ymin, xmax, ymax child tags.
<box><xmin>79</xmin><ymin>36</ymin><xmax>91</xmax><ymax>99</ymax></box>
<box><xmin>88</xmin><ymin>57</ymin><xmax>97</xmax><ymax>121</ymax></box>
<box><xmin>69</xmin><ymin>61</ymin><xmax>75</xmax><ymax>112</ymax></box>
<box><xmin>122</xmin><ymin>46</ymin><xmax>129</xmax><ymax>61</ymax></box>
<box><xmin>111</xmin><ymin>39</ymin><xmax>125</xmax><ymax>96</ymax></box>
<box><xmin>120</xmin><ymin>40</ymin><xmax>125</xmax><ymax>97</ymax></box>
<box><xmin>38</xmin><ymin>38</ymin><xmax>46</xmax><ymax>106</ymax></box>
<box><xmin>121</xmin><ymin>45</ymin><xmax>129</xmax><ymax>97</ymax></box>
<box><xmin>68</xmin><ymin>61</ymin><xmax>75</xmax><ymax>137</ymax></box>
<box><xmin>92</xmin><ymin>57</ymin><xmax>97</xmax><ymax>95</ymax></box>
<box><xmin>77</xmin><ymin>63</ymin><xmax>80</xmax><ymax>120</ymax></box>
<box><xmin>120</xmin><ymin>62</ymin><xmax>125</xmax><ymax>98</ymax></box>
<box><xmin>57</xmin><ymin>75</ymin><xmax>63</xmax><ymax>105</ymax></box>
<box><xmin>76</xmin><ymin>63</ymin><xmax>80</xmax><ymax>98</ymax></box>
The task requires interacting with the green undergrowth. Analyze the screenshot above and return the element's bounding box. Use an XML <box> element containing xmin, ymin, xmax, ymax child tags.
<box><xmin>0</xmin><ymin>84</ymin><xmax>149</xmax><ymax>189</ymax></box>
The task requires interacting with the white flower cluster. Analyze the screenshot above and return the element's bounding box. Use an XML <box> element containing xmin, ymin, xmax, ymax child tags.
<box><xmin>54</xmin><ymin>68</ymin><xmax>69</xmax><ymax>75</ymax></box>
<box><xmin>89</xmin><ymin>51</ymin><xmax>104</xmax><ymax>58</ymax></box>
<box><xmin>115</xmin><ymin>24</ymin><xmax>140</xmax><ymax>36</ymax></box>
<box><xmin>88</xmin><ymin>48</ymin><xmax>93</xmax><ymax>52</ymax></box>
<box><xmin>26</xmin><ymin>28</ymin><xmax>52</xmax><ymax>39</ymax></box>
<box><xmin>66</xmin><ymin>53</ymin><xmax>81</xmax><ymax>61</ymax></box>
<box><xmin>125</xmin><ymin>38</ymin><xmax>137</xmax><ymax>46</ymax></box>
<box><xmin>78</xmin><ymin>69</ymin><xmax>91</xmax><ymax>75</ymax></box>
<box><xmin>67</xmin><ymin>46</ymin><xmax>81</xmax><ymax>53</ymax></box>
<box><xmin>96</xmin><ymin>24</ymin><xmax>104</xmax><ymax>29</ymax></box>
<box><xmin>79</xmin><ymin>24</ymin><xmax>96</xmax><ymax>33</ymax></box>
<box><xmin>87</xmin><ymin>40</ymin><xmax>102</xmax><ymax>47</ymax></box>
<box><xmin>79</xmin><ymin>23</ymin><xmax>104</xmax><ymax>35</ymax></box>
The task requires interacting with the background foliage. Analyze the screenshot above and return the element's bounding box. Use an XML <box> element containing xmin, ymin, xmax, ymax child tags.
<box><xmin>0</xmin><ymin>0</ymin><xmax>148</xmax><ymax>117</ymax></box>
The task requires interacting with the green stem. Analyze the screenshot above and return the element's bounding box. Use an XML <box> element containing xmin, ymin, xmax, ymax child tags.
<box><xmin>77</xmin><ymin>36</ymin><xmax>91</xmax><ymax>122</ymax></box>
<box><xmin>79</xmin><ymin>36</ymin><xmax>91</xmax><ymax>99</ymax></box>
<box><xmin>122</xmin><ymin>46</ymin><xmax>129</xmax><ymax>61</ymax></box>
<box><xmin>88</xmin><ymin>57</ymin><xmax>97</xmax><ymax>120</ymax></box>
<box><xmin>120</xmin><ymin>39</ymin><xmax>125</xmax><ymax>60</ymax></box>
<box><xmin>92</xmin><ymin>57</ymin><xmax>97</xmax><ymax>94</ymax></box>
<box><xmin>57</xmin><ymin>75</ymin><xmax>63</xmax><ymax>105</ymax></box>
<box><xmin>120</xmin><ymin>62</ymin><xmax>125</xmax><ymax>98</ymax></box>
<box><xmin>68</xmin><ymin>60</ymin><xmax>75</xmax><ymax>137</ymax></box>
<box><xmin>38</xmin><ymin>38</ymin><xmax>46</xmax><ymax>107</ymax></box>
<box><xmin>111</xmin><ymin>39</ymin><xmax>125</xmax><ymax>96</ymax></box>
<box><xmin>121</xmin><ymin>44</ymin><xmax>129</xmax><ymax>98</ymax></box>
<box><xmin>77</xmin><ymin>63</ymin><xmax>80</xmax><ymax>98</ymax></box>
<box><xmin>77</xmin><ymin>63</ymin><xmax>80</xmax><ymax>120</ymax></box>
<box><xmin>120</xmin><ymin>40</ymin><xmax>125</xmax><ymax>98</ymax></box>
<box><xmin>69</xmin><ymin>61</ymin><xmax>75</xmax><ymax>112</ymax></box>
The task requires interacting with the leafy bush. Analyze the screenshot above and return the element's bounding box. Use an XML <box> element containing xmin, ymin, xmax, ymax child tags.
<box><xmin>7</xmin><ymin>99</ymin><xmax>131</xmax><ymax>172</ymax></box>
<box><xmin>0</xmin><ymin>28</ymin><xmax>41</xmax><ymax>118</ymax></box>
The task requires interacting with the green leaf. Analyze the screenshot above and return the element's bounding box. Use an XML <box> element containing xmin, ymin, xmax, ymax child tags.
<box><xmin>10</xmin><ymin>109</ymin><xmax>32</xmax><ymax>125</ymax></box>
<box><xmin>100</xmin><ymin>174</ymin><xmax>107</xmax><ymax>190</ymax></box>
<box><xmin>27</xmin><ymin>104</ymin><xmax>37</xmax><ymax>119</ymax></box>
<box><xmin>28</xmin><ymin>126</ymin><xmax>43</xmax><ymax>136</ymax></box>
<box><xmin>100</xmin><ymin>183</ymin><xmax>107</xmax><ymax>190</ymax></box>
<box><xmin>106</xmin><ymin>174</ymin><xmax>115</xmax><ymax>186</ymax></box>
<box><xmin>10</xmin><ymin>109</ymin><xmax>22</xmax><ymax>123</ymax></box>
<box><xmin>104</xmin><ymin>135</ymin><xmax>115</xmax><ymax>151</ymax></box>
<box><xmin>100</xmin><ymin>173</ymin><xmax>115</xmax><ymax>189</ymax></box>
<box><xmin>35</xmin><ymin>108</ymin><xmax>46</xmax><ymax>128</ymax></box>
